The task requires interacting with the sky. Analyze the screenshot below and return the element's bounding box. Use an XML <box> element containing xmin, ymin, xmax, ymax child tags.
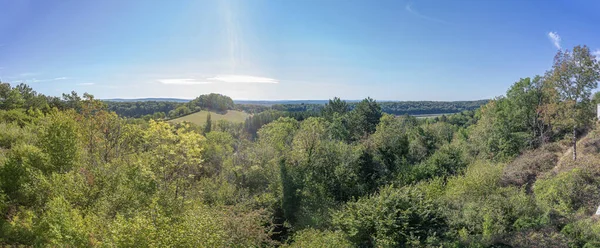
<box><xmin>1</xmin><ymin>0</ymin><xmax>600</xmax><ymax>100</ymax></box>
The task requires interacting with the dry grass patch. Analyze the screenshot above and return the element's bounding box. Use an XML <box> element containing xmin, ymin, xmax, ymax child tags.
<box><xmin>501</xmin><ymin>144</ymin><xmax>561</xmax><ymax>191</ymax></box>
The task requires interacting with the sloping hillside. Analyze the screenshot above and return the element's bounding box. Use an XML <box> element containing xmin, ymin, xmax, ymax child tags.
<box><xmin>168</xmin><ymin>110</ymin><xmax>249</xmax><ymax>125</ymax></box>
<box><xmin>491</xmin><ymin>125</ymin><xmax>600</xmax><ymax>246</ymax></box>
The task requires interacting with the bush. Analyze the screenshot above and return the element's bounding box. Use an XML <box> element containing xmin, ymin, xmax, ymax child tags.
<box><xmin>397</xmin><ymin>143</ymin><xmax>468</xmax><ymax>186</ymax></box>
<box><xmin>534</xmin><ymin>166</ymin><xmax>600</xmax><ymax>219</ymax></box>
<box><xmin>561</xmin><ymin>218</ymin><xmax>600</xmax><ymax>247</ymax></box>
<box><xmin>0</xmin><ymin>122</ymin><xmax>35</xmax><ymax>149</ymax></box>
<box><xmin>0</xmin><ymin>109</ymin><xmax>34</xmax><ymax>127</ymax></box>
<box><xmin>333</xmin><ymin>185</ymin><xmax>447</xmax><ymax>247</ymax></box>
<box><xmin>35</xmin><ymin>196</ymin><xmax>90</xmax><ymax>246</ymax></box>
<box><xmin>444</xmin><ymin>162</ymin><xmax>542</xmax><ymax>245</ymax></box>
<box><xmin>0</xmin><ymin>144</ymin><xmax>49</xmax><ymax>206</ymax></box>
<box><xmin>108</xmin><ymin>203</ymin><xmax>271</xmax><ymax>247</ymax></box>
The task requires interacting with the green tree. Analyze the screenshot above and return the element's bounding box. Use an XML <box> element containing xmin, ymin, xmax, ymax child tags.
<box><xmin>204</xmin><ymin>112</ymin><xmax>212</xmax><ymax>134</ymax></box>
<box><xmin>0</xmin><ymin>83</ymin><xmax>25</xmax><ymax>110</ymax></box>
<box><xmin>202</xmin><ymin>131</ymin><xmax>234</xmax><ymax>176</ymax></box>
<box><xmin>505</xmin><ymin>76</ymin><xmax>549</xmax><ymax>146</ymax></box>
<box><xmin>39</xmin><ymin>111</ymin><xmax>80</xmax><ymax>173</ymax></box>
<box><xmin>169</xmin><ymin>105</ymin><xmax>191</xmax><ymax>118</ymax></box>
<box><xmin>61</xmin><ymin>91</ymin><xmax>82</xmax><ymax>112</ymax></box>
<box><xmin>143</xmin><ymin>120</ymin><xmax>205</xmax><ymax>210</ymax></box>
<box><xmin>188</xmin><ymin>93</ymin><xmax>234</xmax><ymax>112</ymax></box>
<box><xmin>322</xmin><ymin>97</ymin><xmax>349</xmax><ymax>120</ymax></box>
<box><xmin>470</xmin><ymin>77</ymin><xmax>550</xmax><ymax>161</ymax></box>
<box><xmin>547</xmin><ymin>45</ymin><xmax>600</xmax><ymax>160</ymax></box>
<box><xmin>370</xmin><ymin>114</ymin><xmax>409</xmax><ymax>178</ymax></box>
<box><xmin>333</xmin><ymin>185</ymin><xmax>447</xmax><ymax>247</ymax></box>
<box><xmin>348</xmin><ymin>97</ymin><xmax>382</xmax><ymax>139</ymax></box>
<box><xmin>0</xmin><ymin>144</ymin><xmax>48</xmax><ymax>206</ymax></box>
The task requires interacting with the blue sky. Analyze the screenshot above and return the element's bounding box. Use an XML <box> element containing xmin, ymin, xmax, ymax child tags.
<box><xmin>1</xmin><ymin>0</ymin><xmax>600</xmax><ymax>100</ymax></box>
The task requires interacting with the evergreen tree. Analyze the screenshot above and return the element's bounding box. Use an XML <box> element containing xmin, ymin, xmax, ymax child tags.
<box><xmin>204</xmin><ymin>113</ymin><xmax>212</xmax><ymax>134</ymax></box>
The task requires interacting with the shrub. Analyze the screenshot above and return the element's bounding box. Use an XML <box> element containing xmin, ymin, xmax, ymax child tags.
<box><xmin>534</xmin><ymin>166</ymin><xmax>600</xmax><ymax>219</ymax></box>
<box><xmin>0</xmin><ymin>122</ymin><xmax>35</xmax><ymax>149</ymax></box>
<box><xmin>333</xmin><ymin>185</ymin><xmax>447</xmax><ymax>247</ymax></box>
<box><xmin>444</xmin><ymin>162</ymin><xmax>542</xmax><ymax>245</ymax></box>
<box><xmin>561</xmin><ymin>218</ymin><xmax>600</xmax><ymax>247</ymax></box>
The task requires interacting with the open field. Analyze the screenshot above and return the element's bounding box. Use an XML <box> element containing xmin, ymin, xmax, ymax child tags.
<box><xmin>168</xmin><ymin>110</ymin><xmax>250</xmax><ymax>125</ymax></box>
<box><xmin>412</xmin><ymin>113</ymin><xmax>455</xmax><ymax>119</ymax></box>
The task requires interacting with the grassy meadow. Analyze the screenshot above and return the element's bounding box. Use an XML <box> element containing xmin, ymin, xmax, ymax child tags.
<box><xmin>168</xmin><ymin>110</ymin><xmax>250</xmax><ymax>125</ymax></box>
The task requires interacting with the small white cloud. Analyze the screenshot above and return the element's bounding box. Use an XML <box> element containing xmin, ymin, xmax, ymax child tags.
<box><xmin>547</xmin><ymin>31</ymin><xmax>561</xmax><ymax>50</ymax></box>
<box><xmin>158</xmin><ymin>78</ymin><xmax>213</xmax><ymax>85</ymax></box>
<box><xmin>592</xmin><ymin>49</ymin><xmax>600</xmax><ymax>58</ymax></box>
<box><xmin>24</xmin><ymin>77</ymin><xmax>69</xmax><ymax>83</ymax></box>
<box><xmin>77</xmin><ymin>82</ymin><xmax>95</xmax><ymax>86</ymax></box>
<box><xmin>207</xmin><ymin>75</ymin><xmax>278</xmax><ymax>84</ymax></box>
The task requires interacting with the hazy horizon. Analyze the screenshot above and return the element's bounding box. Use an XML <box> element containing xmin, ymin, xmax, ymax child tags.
<box><xmin>102</xmin><ymin>97</ymin><xmax>489</xmax><ymax>102</ymax></box>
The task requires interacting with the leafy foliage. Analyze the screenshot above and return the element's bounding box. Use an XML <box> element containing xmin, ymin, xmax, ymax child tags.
<box><xmin>1</xmin><ymin>45</ymin><xmax>600</xmax><ymax>247</ymax></box>
<box><xmin>333</xmin><ymin>185</ymin><xmax>448</xmax><ymax>247</ymax></box>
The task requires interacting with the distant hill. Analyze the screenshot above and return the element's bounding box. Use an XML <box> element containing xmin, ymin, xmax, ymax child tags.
<box><xmin>168</xmin><ymin>110</ymin><xmax>250</xmax><ymax>125</ymax></box>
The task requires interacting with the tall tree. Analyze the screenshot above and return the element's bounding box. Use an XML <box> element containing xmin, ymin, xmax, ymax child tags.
<box><xmin>204</xmin><ymin>113</ymin><xmax>212</xmax><ymax>134</ymax></box>
<box><xmin>548</xmin><ymin>45</ymin><xmax>600</xmax><ymax>160</ymax></box>
<box><xmin>505</xmin><ymin>76</ymin><xmax>550</xmax><ymax>147</ymax></box>
<box><xmin>348</xmin><ymin>97</ymin><xmax>382</xmax><ymax>139</ymax></box>
<box><xmin>0</xmin><ymin>83</ymin><xmax>25</xmax><ymax>110</ymax></box>
<box><xmin>322</xmin><ymin>97</ymin><xmax>349</xmax><ymax>120</ymax></box>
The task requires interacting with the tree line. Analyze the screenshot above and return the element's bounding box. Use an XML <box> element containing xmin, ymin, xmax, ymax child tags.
<box><xmin>270</xmin><ymin>100</ymin><xmax>488</xmax><ymax>115</ymax></box>
<box><xmin>105</xmin><ymin>93</ymin><xmax>488</xmax><ymax>120</ymax></box>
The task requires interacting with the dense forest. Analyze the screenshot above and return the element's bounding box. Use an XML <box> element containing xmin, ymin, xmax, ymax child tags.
<box><xmin>105</xmin><ymin>96</ymin><xmax>488</xmax><ymax>120</ymax></box>
<box><xmin>2</xmin><ymin>45</ymin><xmax>600</xmax><ymax>247</ymax></box>
<box><xmin>105</xmin><ymin>101</ymin><xmax>180</xmax><ymax>119</ymax></box>
<box><xmin>269</xmin><ymin>100</ymin><xmax>489</xmax><ymax>116</ymax></box>
<box><xmin>105</xmin><ymin>93</ymin><xmax>237</xmax><ymax>119</ymax></box>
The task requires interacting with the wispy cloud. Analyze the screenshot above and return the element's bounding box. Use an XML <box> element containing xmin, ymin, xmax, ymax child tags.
<box><xmin>30</xmin><ymin>77</ymin><xmax>69</xmax><ymax>83</ymax></box>
<box><xmin>157</xmin><ymin>75</ymin><xmax>279</xmax><ymax>85</ymax></box>
<box><xmin>405</xmin><ymin>3</ymin><xmax>447</xmax><ymax>24</ymax></box>
<box><xmin>77</xmin><ymin>82</ymin><xmax>95</xmax><ymax>86</ymax></box>
<box><xmin>207</xmin><ymin>75</ymin><xmax>278</xmax><ymax>84</ymax></box>
<box><xmin>14</xmin><ymin>77</ymin><xmax>69</xmax><ymax>83</ymax></box>
<box><xmin>547</xmin><ymin>31</ymin><xmax>561</xmax><ymax>50</ymax></box>
<box><xmin>158</xmin><ymin>79</ymin><xmax>213</xmax><ymax>85</ymax></box>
